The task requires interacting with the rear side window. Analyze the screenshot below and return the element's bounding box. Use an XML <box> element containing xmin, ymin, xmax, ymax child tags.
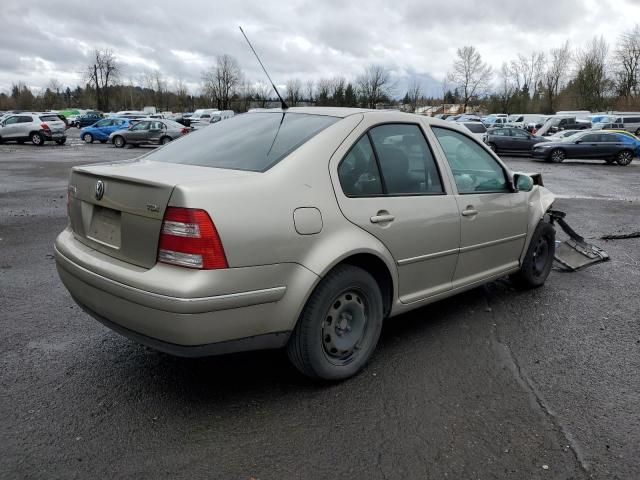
<box><xmin>18</xmin><ymin>116</ymin><xmax>33</xmax><ymax>123</ymax></box>
<box><xmin>338</xmin><ymin>136</ymin><xmax>383</xmax><ymax>196</ymax></box>
<box><xmin>147</xmin><ymin>112</ymin><xmax>339</xmax><ymax>172</ymax></box>
<box><xmin>369</xmin><ymin>124</ymin><xmax>443</xmax><ymax>195</ymax></box>
<box><xmin>40</xmin><ymin>115</ymin><xmax>60</xmax><ymax>122</ymax></box>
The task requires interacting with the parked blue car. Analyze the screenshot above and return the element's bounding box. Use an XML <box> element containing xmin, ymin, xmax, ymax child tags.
<box><xmin>80</xmin><ymin>118</ymin><xmax>133</xmax><ymax>143</ymax></box>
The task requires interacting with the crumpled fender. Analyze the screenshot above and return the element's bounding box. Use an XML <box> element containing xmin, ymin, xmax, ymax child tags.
<box><xmin>520</xmin><ymin>185</ymin><xmax>555</xmax><ymax>261</ymax></box>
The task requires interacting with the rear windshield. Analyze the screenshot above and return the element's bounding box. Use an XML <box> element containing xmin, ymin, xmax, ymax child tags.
<box><xmin>147</xmin><ymin>112</ymin><xmax>340</xmax><ymax>172</ymax></box>
<box><xmin>463</xmin><ymin>123</ymin><xmax>486</xmax><ymax>133</ymax></box>
<box><xmin>40</xmin><ymin>115</ymin><xmax>61</xmax><ymax>122</ymax></box>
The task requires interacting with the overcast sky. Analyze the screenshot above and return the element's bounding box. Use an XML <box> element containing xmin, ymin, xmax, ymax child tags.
<box><xmin>1</xmin><ymin>0</ymin><xmax>639</xmax><ymax>98</ymax></box>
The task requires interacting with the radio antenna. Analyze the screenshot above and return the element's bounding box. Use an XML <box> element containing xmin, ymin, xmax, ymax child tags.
<box><xmin>239</xmin><ymin>26</ymin><xmax>288</xmax><ymax>110</ymax></box>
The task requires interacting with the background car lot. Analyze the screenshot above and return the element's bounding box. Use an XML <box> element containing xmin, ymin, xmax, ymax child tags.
<box><xmin>1</xmin><ymin>135</ymin><xmax>639</xmax><ymax>479</ymax></box>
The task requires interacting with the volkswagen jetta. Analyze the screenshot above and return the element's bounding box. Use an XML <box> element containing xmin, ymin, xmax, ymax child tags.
<box><xmin>55</xmin><ymin>108</ymin><xmax>557</xmax><ymax>380</ymax></box>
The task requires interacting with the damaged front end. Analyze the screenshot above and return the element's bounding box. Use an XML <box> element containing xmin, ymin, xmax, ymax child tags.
<box><xmin>548</xmin><ymin>210</ymin><xmax>610</xmax><ymax>271</ymax></box>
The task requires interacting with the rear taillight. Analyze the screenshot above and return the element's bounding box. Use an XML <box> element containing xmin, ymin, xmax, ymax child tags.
<box><xmin>40</xmin><ymin>122</ymin><xmax>51</xmax><ymax>132</ymax></box>
<box><xmin>181</xmin><ymin>128</ymin><xmax>189</xmax><ymax>135</ymax></box>
<box><xmin>158</xmin><ymin>207</ymin><xmax>227</xmax><ymax>270</ymax></box>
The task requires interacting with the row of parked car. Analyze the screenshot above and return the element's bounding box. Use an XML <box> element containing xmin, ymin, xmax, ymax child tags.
<box><xmin>0</xmin><ymin>108</ymin><xmax>235</xmax><ymax>147</ymax></box>
<box><xmin>444</xmin><ymin>111</ymin><xmax>640</xmax><ymax>166</ymax></box>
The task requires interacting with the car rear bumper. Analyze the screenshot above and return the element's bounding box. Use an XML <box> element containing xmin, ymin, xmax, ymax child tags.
<box><xmin>55</xmin><ymin>227</ymin><xmax>319</xmax><ymax>353</ymax></box>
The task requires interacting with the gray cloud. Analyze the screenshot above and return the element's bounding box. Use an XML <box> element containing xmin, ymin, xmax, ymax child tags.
<box><xmin>0</xmin><ymin>0</ymin><xmax>637</xmax><ymax>98</ymax></box>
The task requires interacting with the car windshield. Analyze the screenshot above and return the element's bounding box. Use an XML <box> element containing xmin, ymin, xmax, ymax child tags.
<box><xmin>146</xmin><ymin>112</ymin><xmax>340</xmax><ymax>172</ymax></box>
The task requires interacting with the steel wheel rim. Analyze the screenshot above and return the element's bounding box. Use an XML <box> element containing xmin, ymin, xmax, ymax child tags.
<box><xmin>32</xmin><ymin>134</ymin><xmax>41</xmax><ymax>144</ymax></box>
<box><xmin>84</xmin><ymin>134</ymin><xmax>92</xmax><ymax>143</ymax></box>
<box><xmin>115</xmin><ymin>137</ymin><xmax>123</xmax><ymax>147</ymax></box>
<box><xmin>532</xmin><ymin>236</ymin><xmax>549</xmax><ymax>276</ymax></box>
<box><xmin>162</xmin><ymin>137</ymin><xmax>170</xmax><ymax>144</ymax></box>
<box><xmin>322</xmin><ymin>289</ymin><xmax>368</xmax><ymax>365</ymax></box>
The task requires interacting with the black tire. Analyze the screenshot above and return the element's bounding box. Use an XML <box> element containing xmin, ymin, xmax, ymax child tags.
<box><xmin>160</xmin><ymin>136</ymin><xmax>172</xmax><ymax>145</ymax></box>
<box><xmin>113</xmin><ymin>136</ymin><xmax>125</xmax><ymax>148</ymax></box>
<box><xmin>55</xmin><ymin>137</ymin><xmax>66</xmax><ymax>145</ymax></box>
<box><xmin>83</xmin><ymin>133</ymin><xmax>93</xmax><ymax>144</ymax></box>
<box><xmin>510</xmin><ymin>221</ymin><xmax>555</xmax><ymax>289</ymax></box>
<box><xmin>549</xmin><ymin>148</ymin><xmax>565</xmax><ymax>163</ymax></box>
<box><xmin>31</xmin><ymin>132</ymin><xmax>44</xmax><ymax>146</ymax></box>
<box><xmin>487</xmin><ymin>142</ymin><xmax>497</xmax><ymax>153</ymax></box>
<box><xmin>287</xmin><ymin>265</ymin><xmax>384</xmax><ymax>381</ymax></box>
<box><xmin>615</xmin><ymin>149</ymin><xmax>634</xmax><ymax>166</ymax></box>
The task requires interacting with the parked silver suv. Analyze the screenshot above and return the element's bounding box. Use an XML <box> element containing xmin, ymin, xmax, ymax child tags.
<box><xmin>0</xmin><ymin>112</ymin><xmax>67</xmax><ymax>145</ymax></box>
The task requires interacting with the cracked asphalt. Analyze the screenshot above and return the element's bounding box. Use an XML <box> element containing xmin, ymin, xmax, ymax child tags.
<box><xmin>1</xmin><ymin>131</ymin><xmax>639</xmax><ymax>479</ymax></box>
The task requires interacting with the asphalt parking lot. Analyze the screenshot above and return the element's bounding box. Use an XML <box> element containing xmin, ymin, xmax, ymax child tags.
<box><xmin>1</xmin><ymin>130</ymin><xmax>639</xmax><ymax>480</ymax></box>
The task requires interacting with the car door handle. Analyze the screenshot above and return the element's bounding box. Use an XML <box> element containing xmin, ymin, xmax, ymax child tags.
<box><xmin>461</xmin><ymin>208</ymin><xmax>478</xmax><ymax>217</ymax></box>
<box><xmin>370</xmin><ymin>213</ymin><xmax>395</xmax><ymax>224</ymax></box>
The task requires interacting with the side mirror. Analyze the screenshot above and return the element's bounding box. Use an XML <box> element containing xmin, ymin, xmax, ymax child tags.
<box><xmin>513</xmin><ymin>173</ymin><xmax>534</xmax><ymax>192</ymax></box>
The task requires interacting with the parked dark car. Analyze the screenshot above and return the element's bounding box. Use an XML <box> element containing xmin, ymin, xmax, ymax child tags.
<box><xmin>484</xmin><ymin>127</ymin><xmax>550</xmax><ymax>154</ymax></box>
<box><xmin>108</xmin><ymin>119</ymin><xmax>190</xmax><ymax>147</ymax></box>
<box><xmin>532</xmin><ymin>131</ymin><xmax>639</xmax><ymax>166</ymax></box>
<box><xmin>74</xmin><ymin>111</ymin><xmax>103</xmax><ymax>128</ymax></box>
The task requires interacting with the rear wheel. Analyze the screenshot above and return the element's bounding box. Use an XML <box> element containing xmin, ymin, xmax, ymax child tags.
<box><xmin>549</xmin><ymin>148</ymin><xmax>565</xmax><ymax>163</ymax></box>
<box><xmin>161</xmin><ymin>136</ymin><xmax>172</xmax><ymax>145</ymax></box>
<box><xmin>615</xmin><ymin>150</ymin><xmax>634</xmax><ymax>166</ymax></box>
<box><xmin>510</xmin><ymin>221</ymin><xmax>555</xmax><ymax>289</ymax></box>
<box><xmin>113</xmin><ymin>136</ymin><xmax>125</xmax><ymax>148</ymax></box>
<box><xmin>287</xmin><ymin>265</ymin><xmax>384</xmax><ymax>381</ymax></box>
<box><xmin>55</xmin><ymin>137</ymin><xmax>66</xmax><ymax>145</ymax></box>
<box><xmin>83</xmin><ymin>133</ymin><xmax>93</xmax><ymax>144</ymax></box>
<box><xmin>31</xmin><ymin>132</ymin><xmax>44</xmax><ymax>146</ymax></box>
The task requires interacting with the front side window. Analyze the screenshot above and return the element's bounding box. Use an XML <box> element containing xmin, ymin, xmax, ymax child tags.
<box><xmin>369</xmin><ymin>124</ymin><xmax>443</xmax><ymax>195</ymax></box>
<box><xmin>432</xmin><ymin>127</ymin><xmax>509</xmax><ymax>194</ymax></box>
<box><xmin>95</xmin><ymin>119</ymin><xmax>110</xmax><ymax>127</ymax></box>
<box><xmin>491</xmin><ymin>128</ymin><xmax>509</xmax><ymax>137</ymax></box>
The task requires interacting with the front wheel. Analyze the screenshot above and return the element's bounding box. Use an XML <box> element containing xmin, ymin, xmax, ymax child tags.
<box><xmin>83</xmin><ymin>133</ymin><xmax>93</xmax><ymax>144</ymax></box>
<box><xmin>549</xmin><ymin>148</ymin><xmax>565</xmax><ymax>163</ymax></box>
<box><xmin>616</xmin><ymin>150</ymin><xmax>634</xmax><ymax>166</ymax></box>
<box><xmin>510</xmin><ymin>221</ymin><xmax>555</xmax><ymax>289</ymax></box>
<box><xmin>113</xmin><ymin>136</ymin><xmax>125</xmax><ymax>148</ymax></box>
<box><xmin>287</xmin><ymin>265</ymin><xmax>384</xmax><ymax>381</ymax></box>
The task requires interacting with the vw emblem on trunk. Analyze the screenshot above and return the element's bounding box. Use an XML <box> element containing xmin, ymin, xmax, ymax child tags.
<box><xmin>95</xmin><ymin>180</ymin><xmax>105</xmax><ymax>200</ymax></box>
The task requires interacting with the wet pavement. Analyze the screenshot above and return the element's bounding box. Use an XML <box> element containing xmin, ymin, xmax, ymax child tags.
<box><xmin>1</xmin><ymin>131</ymin><xmax>639</xmax><ymax>479</ymax></box>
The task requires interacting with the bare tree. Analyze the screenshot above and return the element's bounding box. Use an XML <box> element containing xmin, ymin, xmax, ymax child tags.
<box><xmin>357</xmin><ymin>65</ymin><xmax>394</xmax><ymax>108</ymax></box>
<box><xmin>202</xmin><ymin>54</ymin><xmax>242</xmax><ymax>110</ymax></box>
<box><xmin>253</xmin><ymin>82</ymin><xmax>271</xmax><ymax>108</ymax></box>
<box><xmin>174</xmin><ymin>78</ymin><xmax>189</xmax><ymax>112</ymax></box>
<box><xmin>615</xmin><ymin>24</ymin><xmax>640</xmax><ymax>99</ymax></box>
<box><xmin>497</xmin><ymin>63</ymin><xmax>518</xmax><ymax>113</ymax></box>
<box><xmin>542</xmin><ymin>41</ymin><xmax>571</xmax><ymax>113</ymax></box>
<box><xmin>305</xmin><ymin>79</ymin><xmax>315</xmax><ymax>103</ymax></box>
<box><xmin>407</xmin><ymin>78</ymin><xmax>422</xmax><ymax>112</ymax></box>
<box><xmin>316</xmin><ymin>78</ymin><xmax>332</xmax><ymax>106</ymax></box>
<box><xmin>447</xmin><ymin>46</ymin><xmax>493</xmax><ymax>112</ymax></box>
<box><xmin>85</xmin><ymin>49</ymin><xmax>119</xmax><ymax>111</ymax></box>
<box><xmin>574</xmin><ymin>36</ymin><xmax>613</xmax><ymax>111</ymax></box>
<box><xmin>285</xmin><ymin>78</ymin><xmax>303</xmax><ymax>106</ymax></box>
<box><xmin>330</xmin><ymin>76</ymin><xmax>346</xmax><ymax>106</ymax></box>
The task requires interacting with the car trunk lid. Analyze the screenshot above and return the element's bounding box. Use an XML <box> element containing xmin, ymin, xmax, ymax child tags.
<box><xmin>68</xmin><ymin>160</ymin><xmax>256</xmax><ymax>268</ymax></box>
